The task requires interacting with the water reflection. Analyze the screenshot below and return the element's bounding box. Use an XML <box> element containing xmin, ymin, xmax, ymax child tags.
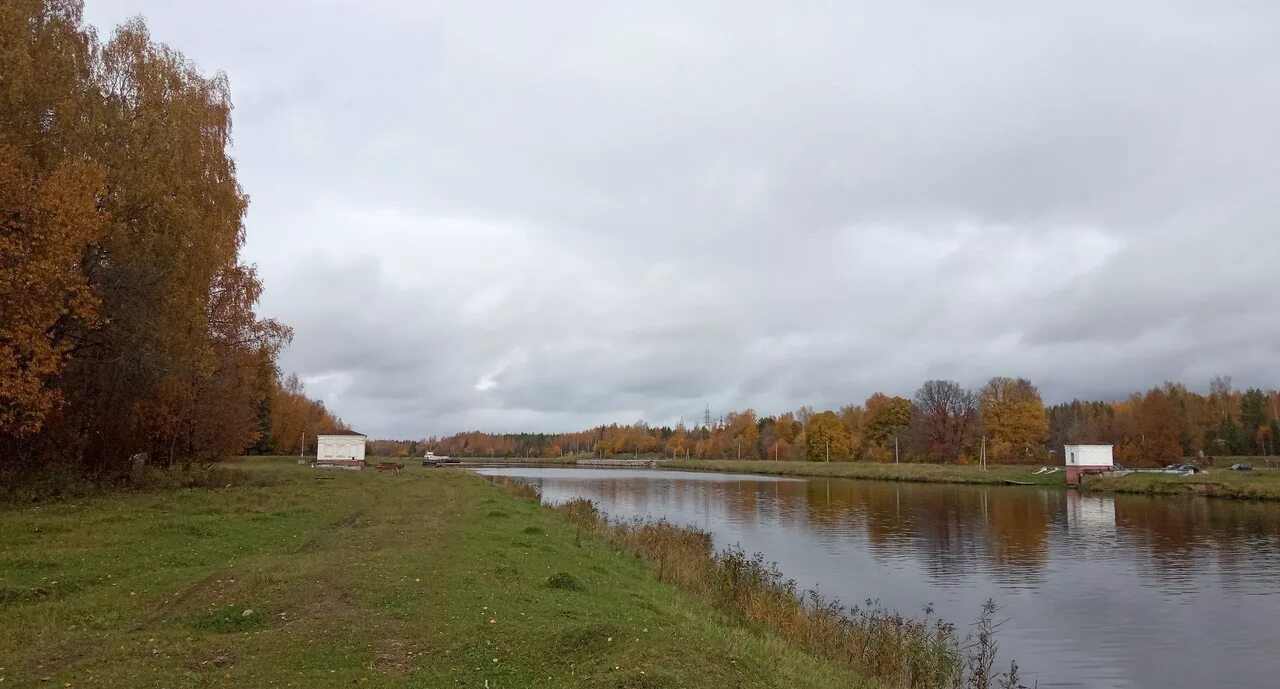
<box><xmin>477</xmin><ymin>467</ymin><xmax>1280</xmax><ymax>689</ymax></box>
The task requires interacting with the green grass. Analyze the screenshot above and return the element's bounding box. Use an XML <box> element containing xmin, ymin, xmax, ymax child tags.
<box><xmin>517</xmin><ymin>490</ymin><xmax>973</xmax><ymax>689</ymax></box>
<box><xmin>1082</xmin><ymin>467</ymin><xmax>1280</xmax><ymax>500</ymax></box>
<box><xmin>0</xmin><ymin>457</ymin><xmax>877</xmax><ymax>688</ymax></box>
<box><xmin>659</xmin><ymin>459</ymin><xmax>1066</xmax><ymax>487</ymax></box>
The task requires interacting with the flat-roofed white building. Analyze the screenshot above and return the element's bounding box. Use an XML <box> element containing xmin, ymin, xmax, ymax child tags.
<box><xmin>316</xmin><ymin>430</ymin><xmax>367</xmax><ymax>469</ymax></box>
<box><xmin>1063</xmin><ymin>444</ymin><xmax>1114</xmax><ymax>485</ymax></box>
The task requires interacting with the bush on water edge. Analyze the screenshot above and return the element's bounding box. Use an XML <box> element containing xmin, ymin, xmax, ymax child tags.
<box><xmin>484</xmin><ymin>475</ymin><xmax>1030</xmax><ymax>689</ymax></box>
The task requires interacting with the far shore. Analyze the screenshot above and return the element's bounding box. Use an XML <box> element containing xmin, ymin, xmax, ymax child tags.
<box><xmin>657</xmin><ymin>458</ymin><xmax>1065</xmax><ymax>486</ymax></box>
<box><xmin>404</xmin><ymin>455</ymin><xmax>1280</xmax><ymax>501</ymax></box>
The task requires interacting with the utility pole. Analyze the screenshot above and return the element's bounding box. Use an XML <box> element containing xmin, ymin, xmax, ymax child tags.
<box><xmin>299</xmin><ymin>431</ymin><xmax>305</xmax><ymax>458</ymax></box>
<box><xmin>894</xmin><ymin>434</ymin><xmax>899</xmax><ymax>464</ymax></box>
<box><xmin>980</xmin><ymin>436</ymin><xmax>987</xmax><ymax>470</ymax></box>
<box><xmin>826</xmin><ymin>439</ymin><xmax>830</xmax><ymax>463</ymax></box>
<box><xmin>737</xmin><ymin>440</ymin><xmax>741</xmax><ymax>461</ymax></box>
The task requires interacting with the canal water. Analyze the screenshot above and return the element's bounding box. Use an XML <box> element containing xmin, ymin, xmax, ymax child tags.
<box><xmin>474</xmin><ymin>467</ymin><xmax>1280</xmax><ymax>689</ymax></box>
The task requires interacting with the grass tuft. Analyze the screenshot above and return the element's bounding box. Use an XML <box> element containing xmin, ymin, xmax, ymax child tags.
<box><xmin>551</xmin><ymin>622</ymin><xmax>622</xmax><ymax>658</ymax></box>
<box><xmin>596</xmin><ymin>670</ymin><xmax>680</xmax><ymax>689</ymax></box>
<box><xmin>194</xmin><ymin>605</ymin><xmax>267</xmax><ymax>634</ymax></box>
<box><xmin>546</xmin><ymin>571</ymin><xmax>586</xmax><ymax>591</ymax></box>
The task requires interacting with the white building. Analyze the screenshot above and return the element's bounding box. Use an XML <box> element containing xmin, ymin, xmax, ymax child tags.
<box><xmin>1064</xmin><ymin>444</ymin><xmax>1114</xmax><ymax>467</ymax></box>
<box><xmin>316</xmin><ymin>430</ymin><xmax>367</xmax><ymax>469</ymax></box>
<box><xmin>1063</xmin><ymin>444</ymin><xmax>1114</xmax><ymax>484</ymax></box>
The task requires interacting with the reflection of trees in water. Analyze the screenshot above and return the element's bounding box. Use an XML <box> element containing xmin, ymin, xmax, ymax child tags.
<box><xmin>784</xmin><ymin>479</ymin><xmax>1053</xmax><ymax>583</ymax></box>
<box><xmin>899</xmin><ymin>485</ymin><xmax>1049</xmax><ymax>583</ymax></box>
<box><xmin>540</xmin><ymin>473</ymin><xmax>1280</xmax><ymax>594</ymax></box>
<box><xmin>982</xmin><ymin>491</ymin><xmax>1055</xmax><ymax>581</ymax></box>
<box><xmin>1113</xmin><ymin>494</ymin><xmax>1280</xmax><ymax>587</ymax></box>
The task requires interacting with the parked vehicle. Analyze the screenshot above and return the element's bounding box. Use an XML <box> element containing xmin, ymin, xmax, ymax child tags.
<box><xmin>1230</xmin><ymin>463</ymin><xmax>1253</xmax><ymax>471</ymax></box>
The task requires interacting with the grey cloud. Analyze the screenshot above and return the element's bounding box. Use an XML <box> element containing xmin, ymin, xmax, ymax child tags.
<box><xmin>83</xmin><ymin>0</ymin><xmax>1280</xmax><ymax>437</ymax></box>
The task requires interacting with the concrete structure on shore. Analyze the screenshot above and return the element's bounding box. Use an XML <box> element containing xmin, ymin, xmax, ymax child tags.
<box><xmin>577</xmin><ymin>458</ymin><xmax>659</xmax><ymax>468</ymax></box>
<box><xmin>1063</xmin><ymin>444</ymin><xmax>1114</xmax><ymax>485</ymax></box>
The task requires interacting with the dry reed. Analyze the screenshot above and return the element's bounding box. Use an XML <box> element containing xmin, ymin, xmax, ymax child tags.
<box><xmin>485</xmin><ymin>478</ymin><xmax>1031</xmax><ymax>689</ymax></box>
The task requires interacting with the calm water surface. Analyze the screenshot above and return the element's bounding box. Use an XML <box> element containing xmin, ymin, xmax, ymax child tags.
<box><xmin>475</xmin><ymin>467</ymin><xmax>1280</xmax><ymax>689</ymax></box>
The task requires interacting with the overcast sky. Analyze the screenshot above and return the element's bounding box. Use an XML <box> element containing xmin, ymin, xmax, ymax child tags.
<box><xmin>84</xmin><ymin>1</ymin><xmax>1280</xmax><ymax>438</ymax></box>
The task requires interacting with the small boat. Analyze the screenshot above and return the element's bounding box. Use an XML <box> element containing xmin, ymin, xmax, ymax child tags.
<box><xmin>422</xmin><ymin>451</ymin><xmax>460</xmax><ymax>467</ymax></box>
<box><xmin>1002</xmin><ymin>479</ymin><xmax>1034</xmax><ymax>486</ymax></box>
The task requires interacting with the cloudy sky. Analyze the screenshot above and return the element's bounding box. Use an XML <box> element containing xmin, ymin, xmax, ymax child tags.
<box><xmin>84</xmin><ymin>1</ymin><xmax>1280</xmax><ymax>438</ymax></box>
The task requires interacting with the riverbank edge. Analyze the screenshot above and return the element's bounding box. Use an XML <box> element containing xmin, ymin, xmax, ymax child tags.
<box><xmin>0</xmin><ymin>458</ymin><xmax>879</xmax><ymax>688</ymax></box>
<box><xmin>1078</xmin><ymin>472</ymin><xmax>1280</xmax><ymax>501</ymax></box>
<box><xmin>657</xmin><ymin>458</ymin><xmax>1066</xmax><ymax>487</ymax></box>
<box><xmin>658</xmin><ymin>458</ymin><xmax>1280</xmax><ymax>502</ymax></box>
<box><xmin>485</xmin><ymin>476</ymin><xmax>1018</xmax><ymax>689</ymax></box>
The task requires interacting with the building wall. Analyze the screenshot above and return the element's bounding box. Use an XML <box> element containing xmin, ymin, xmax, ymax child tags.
<box><xmin>1064</xmin><ymin>444</ymin><xmax>1113</xmax><ymax>467</ymax></box>
<box><xmin>318</xmin><ymin>435</ymin><xmax>366</xmax><ymax>461</ymax></box>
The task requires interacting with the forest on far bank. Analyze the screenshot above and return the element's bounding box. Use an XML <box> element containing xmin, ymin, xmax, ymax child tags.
<box><xmin>376</xmin><ymin>376</ymin><xmax>1280</xmax><ymax>468</ymax></box>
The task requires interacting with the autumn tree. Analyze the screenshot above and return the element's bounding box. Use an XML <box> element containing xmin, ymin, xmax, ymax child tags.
<box><xmin>267</xmin><ymin>373</ymin><xmax>345</xmax><ymax>455</ymax></box>
<box><xmin>978</xmin><ymin>377</ymin><xmax>1048</xmax><ymax>463</ymax></box>
<box><xmin>415</xmin><ymin>377</ymin><xmax>1280</xmax><ymax>469</ymax></box>
<box><xmin>0</xmin><ymin>0</ymin><xmax>104</xmax><ymax>440</ymax></box>
<box><xmin>838</xmin><ymin>404</ymin><xmax>866</xmax><ymax>459</ymax></box>
<box><xmin>1046</xmin><ymin>400</ymin><xmax>1119</xmax><ymax>450</ymax></box>
<box><xmin>1240</xmin><ymin>389</ymin><xmax>1268</xmax><ymax>455</ymax></box>
<box><xmin>1117</xmin><ymin>389</ymin><xmax>1182</xmax><ymax>467</ymax></box>
<box><xmin>0</xmin><ymin>1</ymin><xmax>311</xmax><ymax>477</ymax></box>
<box><xmin>666</xmin><ymin>424</ymin><xmax>689</xmax><ymax>457</ymax></box>
<box><xmin>805</xmin><ymin>411</ymin><xmax>851</xmax><ymax>461</ymax></box>
<box><xmin>722</xmin><ymin>409</ymin><xmax>759</xmax><ymax>459</ymax></box>
<box><xmin>911</xmin><ymin>380</ymin><xmax>977</xmax><ymax>463</ymax></box>
<box><xmin>864</xmin><ymin>393</ymin><xmax>912</xmax><ymax>462</ymax></box>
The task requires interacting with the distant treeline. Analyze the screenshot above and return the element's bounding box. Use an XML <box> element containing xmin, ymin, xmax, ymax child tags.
<box><xmin>380</xmin><ymin>377</ymin><xmax>1279</xmax><ymax>467</ymax></box>
<box><xmin>1</xmin><ymin>2</ymin><xmax>337</xmax><ymax>473</ymax></box>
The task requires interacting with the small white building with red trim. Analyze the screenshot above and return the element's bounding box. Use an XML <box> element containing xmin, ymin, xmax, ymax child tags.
<box><xmin>316</xmin><ymin>430</ymin><xmax>368</xmax><ymax>470</ymax></box>
<box><xmin>1063</xmin><ymin>444</ymin><xmax>1114</xmax><ymax>485</ymax></box>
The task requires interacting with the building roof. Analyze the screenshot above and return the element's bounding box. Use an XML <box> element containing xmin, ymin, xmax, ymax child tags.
<box><xmin>318</xmin><ymin>429</ymin><xmax>367</xmax><ymax>437</ymax></box>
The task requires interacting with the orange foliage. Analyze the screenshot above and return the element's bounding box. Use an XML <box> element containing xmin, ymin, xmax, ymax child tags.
<box><xmin>2</xmin><ymin>2</ymin><xmax>308</xmax><ymax>471</ymax></box>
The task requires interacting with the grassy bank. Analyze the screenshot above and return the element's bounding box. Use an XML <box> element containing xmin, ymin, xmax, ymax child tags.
<box><xmin>486</xmin><ymin>480</ymin><xmax>1025</xmax><ymax>689</ymax></box>
<box><xmin>1</xmin><ymin>457</ymin><xmax>878</xmax><ymax>688</ymax></box>
<box><xmin>1082</xmin><ymin>468</ymin><xmax>1280</xmax><ymax>501</ymax></box>
<box><xmin>657</xmin><ymin>458</ymin><xmax>1280</xmax><ymax>501</ymax></box>
<box><xmin>659</xmin><ymin>459</ymin><xmax>1065</xmax><ymax>487</ymax></box>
